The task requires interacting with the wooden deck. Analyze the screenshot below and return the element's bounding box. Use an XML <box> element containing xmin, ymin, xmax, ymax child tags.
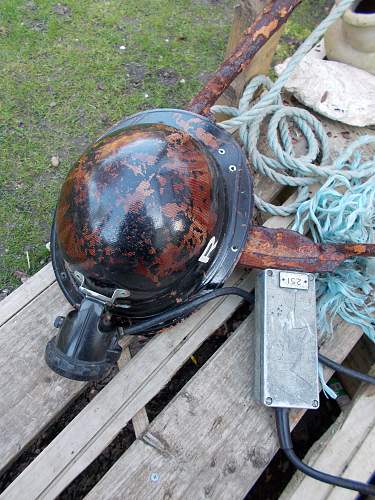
<box><xmin>0</xmin><ymin>118</ymin><xmax>374</xmax><ymax>499</ymax></box>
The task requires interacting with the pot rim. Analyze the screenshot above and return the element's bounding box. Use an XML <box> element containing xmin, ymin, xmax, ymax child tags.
<box><xmin>343</xmin><ymin>1</ymin><xmax>375</xmax><ymax>27</ymax></box>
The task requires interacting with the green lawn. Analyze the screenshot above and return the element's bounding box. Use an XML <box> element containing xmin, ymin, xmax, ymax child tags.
<box><xmin>0</xmin><ymin>0</ymin><xmax>332</xmax><ymax>291</ymax></box>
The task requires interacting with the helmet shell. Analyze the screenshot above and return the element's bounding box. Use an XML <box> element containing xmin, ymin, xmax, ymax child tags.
<box><xmin>52</xmin><ymin>109</ymin><xmax>253</xmax><ymax>318</ymax></box>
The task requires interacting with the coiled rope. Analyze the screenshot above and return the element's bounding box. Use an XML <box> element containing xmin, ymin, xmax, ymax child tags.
<box><xmin>212</xmin><ymin>0</ymin><xmax>375</xmax><ymax>396</ymax></box>
<box><xmin>212</xmin><ymin>0</ymin><xmax>375</xmax><ymax>216</ymax></box>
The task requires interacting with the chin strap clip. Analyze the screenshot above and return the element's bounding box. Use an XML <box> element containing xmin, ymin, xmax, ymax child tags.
<box><xmin>73</xmin><ymin>271</ymin><xmax>131</xmax><ymax>308</ymax></box>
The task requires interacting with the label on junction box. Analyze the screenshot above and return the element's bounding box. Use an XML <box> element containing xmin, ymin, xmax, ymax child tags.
<box><xmin>279</xmin><ymin>271</ymin><xmax>309</xmax><ymax>290</ymax></box>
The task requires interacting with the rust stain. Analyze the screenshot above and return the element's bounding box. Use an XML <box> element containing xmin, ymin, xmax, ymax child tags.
<box><xmin>280</xmin><ymin>6</ymin><xmax>288</xmax><ymax>17</ymax></box>
<box><xmin>253</xmin><ymin>19</ymin><xmax>279</xmax><ymax>40</ymax></box>
<box><xmin>167</xmin><ymin>131</ymin><xmax>190</xmax><ymax>146</ymax></box>
<box><xmin>120</xmin><ymin>179</ymin><xmax>155</xmax><ymax>213</ymax></box>
<box><xmin>195</xmin><ymin>128</ymin><xmax>219</xmax><ymax>149</ymax></box>
<box><xmin>351</xmin><ymin>244</ymin><xmax>366</xmax><ymax>254</ymax></box>
<box><xmin>161</xmin><ymin>202</ymin><xmax>187</xmax><ymax>218</ymax></box>
<box><xmin>173</xmin><ymin>114</ymin><xmax>202</xmax><ymax>130</ymax></box>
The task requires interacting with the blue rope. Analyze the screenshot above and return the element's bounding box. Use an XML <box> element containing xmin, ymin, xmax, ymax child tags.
<box><xmin>212</xmin><ymin>0</ymin><xmax>375</xmax><ymax>395</ymax></box>
<box><xmin>294</xmin><ymin>175</ymin><xmax>375</xmax><ymax>341</ymax></box>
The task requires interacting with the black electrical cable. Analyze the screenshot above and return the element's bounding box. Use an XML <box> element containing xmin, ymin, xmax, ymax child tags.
<box><xmin>122</xmin><ymin>286</ymin><xmax>255</xmax><ymax>336</ymax></box>
<box><xmin>275</xmin><ymin>407</ymin><xmax>375</xmax><ymax>496</ymax></box>
<box><xmin>318</xmin><ymin>353</ymin><xmax>375</xmax><ymax>385</ymax></box>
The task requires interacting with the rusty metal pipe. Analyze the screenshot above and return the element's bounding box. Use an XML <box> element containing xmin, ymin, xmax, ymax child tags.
<box><xmin>187</xmin><ymin>0</ymin><xmax>302</xmax><ymax>116</ymax></box>
<box><xmin>239</xmin><ymin>227</ymin><xmax>375</xmax><ymax>273</ymax></box>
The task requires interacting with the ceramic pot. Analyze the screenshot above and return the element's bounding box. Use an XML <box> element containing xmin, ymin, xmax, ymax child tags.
<box><xmin>324</xmin><ymin>0</ymin><xmax>375</xmax><ymax>75</ymax></box>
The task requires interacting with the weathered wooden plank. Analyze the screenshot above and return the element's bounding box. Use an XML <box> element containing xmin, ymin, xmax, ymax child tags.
<box><xmin>281</xmin><ymin>371</ymin><xmax>375</xmax><ymax>500</ymax></box>
<box><xmin>327</xmin><ymin>426</ymin><xmax>375</xmax><ymax>500</ymax></box>
<box><xmin>0</xmin><ymin>263</ymin><xmax>55</xmax><ymax>328</ymax></box>
<box><xmin>84</xmin><ymin>316</ymin><xmax>363</xmax><ymax>500</ymax></box>
<box><xmin>0</xmin><ymin>269</ymin><xmax>254</xmax><ymax>500</ymax></box>
<box><xmin>0</xmin><ymin>282</ymin><xmax>83</xmax><ymax>474</ymax></box>
<box><xmin>336</xmin><ymin>336</ymin><xmax>375</xmax><ymax>398</ymax></box>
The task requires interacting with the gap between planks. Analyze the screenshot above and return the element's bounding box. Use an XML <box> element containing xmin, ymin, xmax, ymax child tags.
<box><xmin>119</xmin><ymin>346</ymin><xmax>150</xmax><ymax>438</ymax></box>
<box><xmin>0</xmin><ymin>263</ymin><xmax>55</xmax><ymax>328</ymax></box>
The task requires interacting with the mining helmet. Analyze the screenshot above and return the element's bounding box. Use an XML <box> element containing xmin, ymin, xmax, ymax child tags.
<box><xmin>46</xmin><ymin>109</ymin><xmax>253</xmax><ymax>380</ymax></box>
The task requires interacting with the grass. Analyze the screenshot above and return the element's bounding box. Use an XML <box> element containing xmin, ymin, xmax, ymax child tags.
<box><xmin>0</xmin><ymin>0</ymin><xmax>332</xmax><ymax>291</ymax></box>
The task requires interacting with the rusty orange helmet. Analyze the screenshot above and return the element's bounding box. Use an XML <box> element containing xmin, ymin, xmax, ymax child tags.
<box><xmin>52</xmin><ymin>109</ymin><xmax>253</xmax><ymax>317</ymax></box>
<box><xmin>47</xmin><ymin>109</ymin><xmax>253</xmax><ymax>380</ymax></box>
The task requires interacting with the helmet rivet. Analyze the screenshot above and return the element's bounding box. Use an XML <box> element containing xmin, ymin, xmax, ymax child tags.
<box><xmin>54</xmin><ymin>316</ymin><xmax>65</xmax><ymax>328</ymax></box>
<box><xmin>218</xmin><ymin>148</ymin><xmax>226</xmax><ymax>155</ymax></box>
<box><xmin>229</xmin><ymin>165</ymin><xmax>237</xmax><ymax>172</ymax></box>
<box><xmin>231</xmin><ymin>245</ymin><xmax>238</xmax><ymax>252</ymax></box>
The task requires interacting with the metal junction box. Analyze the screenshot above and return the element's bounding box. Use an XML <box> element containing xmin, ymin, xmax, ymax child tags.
<box><xmin>254</xmin><ymin>269</ymin><xmax>319</xmax><ymax>409</ymax></box>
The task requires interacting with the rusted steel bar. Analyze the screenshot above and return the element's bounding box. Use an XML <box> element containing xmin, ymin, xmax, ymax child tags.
<box><xmin>187</xmin><ymin>0</ymin><xmax>302</xmax><ymax>116</ymax></box>
<box><xmin>239</xmin><ymin>227</ymin><xmax>375</xmax><ymax>273</ymax></box>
